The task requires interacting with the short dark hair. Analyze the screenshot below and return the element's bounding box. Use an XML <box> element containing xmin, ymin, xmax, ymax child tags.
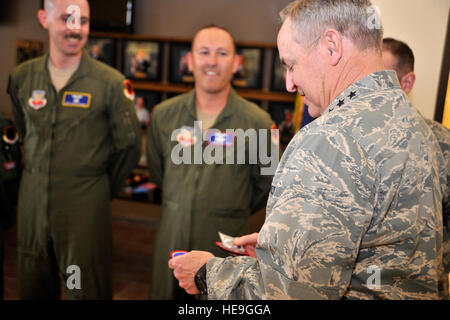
<box><xmin>191</xmin><ymin>24</ymin><xmax>236</xmax><ymax>52</ymax></box>
<box><xmin>383</xmin><ymin>38</ymin><xmax>415</xmax><ymax>74</ymax></box>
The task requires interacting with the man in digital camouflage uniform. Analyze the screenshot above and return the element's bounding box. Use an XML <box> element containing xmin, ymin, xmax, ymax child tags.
<box><xmin>382</xmin><ymin>37</ymin><xmax>450</xmax><ymax>299</ymax></box>
<box><xmin>147</xmin><ymin>25</ymin><xmax>275</xmax><ymax>299</ymax></box>
<box><xmin>7</xmin><ymin>0</ymin><xmax>141</xmax><ymax>299</ymax></box>
<box><xmin>169</xmin><ymin>0</ymin><xmax>447</xmax><ymax>299</ymax></box>
<box><xmin>0</xmin><ymin>113</ymin><xmax>21</xmax><ymax>300</ymax></box>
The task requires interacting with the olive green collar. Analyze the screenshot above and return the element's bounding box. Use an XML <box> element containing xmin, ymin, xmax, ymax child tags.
<box><xmin>185</xmin><ymin>87</ymin><xmax>239</xmax><ymax>124</ymax></box>
<box><xmin>38</xmin><ymin>49</ymin><xmax>93</xmax><ymax>85</ymax></box>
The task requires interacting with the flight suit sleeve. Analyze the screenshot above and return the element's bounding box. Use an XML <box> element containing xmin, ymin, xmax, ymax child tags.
<box><xmin>249</xmin><ymin>118</ymin><xmax>277</xmax><ymax>213</ymax></box>
<box><xmin>7</xmin><ymin>74</ymin><xmax>26</xmax><ymax>139</ymax></box>
<box><xmin>206</xmin><ymin>131</ymin><xmax>375</xmax><ymax>300</ymax></box>
<box><xmin>146</xmin><ymin>109</ymin><xmax>164</xmax><ymax>187</ymax></box>
<box><xmin>107</xmin><ymin>79</ymin><xmax>141</xmax><ymax>197</ymax></box>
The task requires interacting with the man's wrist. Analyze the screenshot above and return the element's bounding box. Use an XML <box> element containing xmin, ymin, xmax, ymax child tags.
<box><xmin>194</xmin><ymin>263</ymin><xmax>208</xmax><ymax>295</ymax></box>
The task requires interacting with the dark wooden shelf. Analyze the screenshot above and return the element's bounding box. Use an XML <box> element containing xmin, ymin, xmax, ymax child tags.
<box><xmin>131</xmin><ymin>81</ymin><xmax>295</xmax><ymax>103</ymax></box>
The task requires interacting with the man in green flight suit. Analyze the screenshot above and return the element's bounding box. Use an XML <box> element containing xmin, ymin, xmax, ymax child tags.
<box><xmin>0</xmin><ymin>112</ymin><xmax>21</xmax><ymax>300</ymax></box>
<box><xmin>146</xmin><ymin>25</ymin><xmax>276</xmax><ymax>299</ymax></box>
<box><xmin>7</xmin><ymin>0</ymin><xmax>141</xmax><ymax>299</ymax></box>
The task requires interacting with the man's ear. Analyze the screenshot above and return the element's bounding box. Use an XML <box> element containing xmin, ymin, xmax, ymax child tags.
<box><xmin>37</xmin><ymin>9</ymin><xmax>49</xmax><ymax>29</ymax></box>
<box><xmin>232</xmin><ymin>54</ymin><xmax>243</xmax><ymax>74</ymax></box>
<box><xmin>186</xmin><ymin>52</ymin><xmax>194</xmax><ymax>73</ymax></box>
<box><xmin>400</xmin><ymin>71</ymin><xmax>416</xmax><ymax>95</ymax></box>
<box><xmin>321</xmin><ymin>28</ymin><xmax>343</xmax><ymax>66</ymax></box>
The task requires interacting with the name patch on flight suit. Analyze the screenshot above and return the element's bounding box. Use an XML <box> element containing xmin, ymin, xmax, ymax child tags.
<box><xmin>62</xmin><ymin>92</ymin><xmax>91</xmax><ymax>108</ymax></box>
<box><xmin>205</xmin><ymin>130</ymin><xmax>234</xmax><ymax>147</ymax></box>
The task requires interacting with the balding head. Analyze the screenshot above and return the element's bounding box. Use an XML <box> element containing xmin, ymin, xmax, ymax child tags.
<box><xmin>43</xmin><ymin>0</ymin><xmax>56</xmax><ymax>12</ymax></box>
<box><xmin>38</xmin><ymin>0</ymin><xmax>90</xmax><ymax>60</ymax></box>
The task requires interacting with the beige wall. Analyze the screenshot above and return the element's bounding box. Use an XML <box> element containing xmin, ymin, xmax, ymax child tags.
<box><xmin>133</xmin><ymin>0</ymin><xmax>292</xmax><ymax>42</ymax></box>
<box><xmin>372</xmin><ymin>0</ymin><xmax>449</xmax><ymax>120</ymax></box>
<box><xmin>0</xmin><ymin>0</ymin><xmax>448</xmax><ymax>121</ymax></box>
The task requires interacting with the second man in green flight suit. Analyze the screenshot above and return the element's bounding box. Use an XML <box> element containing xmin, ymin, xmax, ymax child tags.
<box><xmin>146</xmin><ymin>25</ymin><xmax>276</xmax><ymax>299</ymax></box>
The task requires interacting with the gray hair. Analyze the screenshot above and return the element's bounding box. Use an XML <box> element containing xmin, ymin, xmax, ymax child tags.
<box><xmin>280</xmin><ymin>0</ymin><xmax>383</xmax><ymax>51</ymax></box>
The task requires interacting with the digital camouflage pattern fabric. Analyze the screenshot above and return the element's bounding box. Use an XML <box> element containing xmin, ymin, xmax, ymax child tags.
<box><xmin>206</xmin><ymin>71</ymin><xmax>447</xmax><ymax>300</ymax></box>
<box><xmin>425</xmin><ymin>118</ymin><xmax>450</xmax><ymax>299</ymax></box>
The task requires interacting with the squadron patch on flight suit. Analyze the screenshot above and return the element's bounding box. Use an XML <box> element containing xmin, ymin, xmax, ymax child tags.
<box><xmin>271</xmin><ymin>123</ymin><xmax>279</xmax><ymax>145</ymax></box>
<box><xmin>123</xmin><ymin>80</ymin><xmax>135</xmax><ymax>101</ymax></box>
<box><xmin>62</xmin><ymin>92</ymin><xmax>92</xmax><ymax>108</ymax></box>
<box><xmin>176</xmin><ymin>126</ymin><xmax>197</xmax><ymax>147</ymax></box>
<box><xmin>28</xmin><ymin>90</ymin><xmax>47</xmax><ymax>110</ymax></box>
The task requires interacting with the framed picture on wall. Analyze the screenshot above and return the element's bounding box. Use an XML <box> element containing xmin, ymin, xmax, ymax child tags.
<box><xmin>123</xmin><ymin>40</ymin><xmax>162</xmax><ymax>81</ymax></box>
<box><xmin>86</xmin><ymin>37</ymin><xmax>116</xmax><ymax>68</ymax></box>
<box><xmin>15</xmin><ymin>40</ymin><xmax>44</xmax><ymax>66</ymax></box>
<box><xmin>232</xmin><ymin>47</ymin><xmax>264</xmax><ymax>89</ymax></box>
<box><xmin>268</xmin><ymin>101</ymin><xmax>295</xmax><ymax>146</ymax></box>
<box><xmin>169</xmin><ymin>42</ymin><xmax>194</xmax><ymax>84</ymax></box>
<box><xmin>271</xmin><ymin>49</ymin><xmax>286</xmax><ymax>92</ymax></box>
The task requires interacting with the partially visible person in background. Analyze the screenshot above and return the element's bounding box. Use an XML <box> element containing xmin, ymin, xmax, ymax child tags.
<box><xmin>383</xmin><ymin>37</ymin><xmax>450</xmax><ymax>299</ymax></box>
<box><xmin>0</xmin><ymin>112</ymin><xmax>21</xmax><ymax>300</ymax></box>
<box><xmin>135</xmin><ymin>96</ymin><xmax>150</xmax><ymax>130</ymax></box>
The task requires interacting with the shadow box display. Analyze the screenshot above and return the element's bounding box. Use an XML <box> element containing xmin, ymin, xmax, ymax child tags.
<box><xmin>86</xmin><ymin>37</ymin><xmax>116</xmax><ymax>67</ymax></box>
<box><xmin>123</xmin><ymin>40</ymin><xmax>162</xmax><ymax>81</ymax></box>
<box><xmin>169</xmin><ymin>42</ymin><xmax>194</xmax><ymax>84</ymax></box>
<box><xmin>232</xmin><ymin>47</ymin><xmax>264</xmax><ymax>89</ymax></box>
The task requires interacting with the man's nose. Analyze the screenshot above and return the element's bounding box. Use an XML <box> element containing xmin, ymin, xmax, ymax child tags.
<box><xmin>285</xmin><ymin>73</ymin><xmax>297</xmax><ymax>93</ymax></box>
<box><xmin>207</xmin><ymin>53</ymin><xmax>218</xmax><ymax>65</ymax></box>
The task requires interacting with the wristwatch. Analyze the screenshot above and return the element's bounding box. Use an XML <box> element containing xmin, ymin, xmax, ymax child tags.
<box><xmin>194</xmin><ymin>263</ymin><xmax>208</xmax><ymax>295</ymax></box>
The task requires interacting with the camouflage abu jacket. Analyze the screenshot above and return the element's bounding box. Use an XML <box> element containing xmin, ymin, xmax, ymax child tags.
<box><xmin>206</xmin><ymin>71</ymin><xmax>447</xmax><ymax>300</ymax></box>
